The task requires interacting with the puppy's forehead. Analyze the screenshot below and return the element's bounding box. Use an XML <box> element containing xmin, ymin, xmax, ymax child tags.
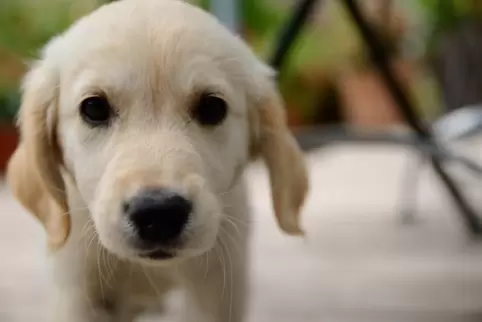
<box><xmin>56</xmin><ymin>0</ymin><xmax>253</xmax><ymax>96</ymax></box>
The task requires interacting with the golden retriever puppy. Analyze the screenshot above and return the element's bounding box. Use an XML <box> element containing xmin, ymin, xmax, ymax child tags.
<box><xmin>7</xmin><ymin>0</ymin><xmax>308</xmax><ymax>321</ymax></box>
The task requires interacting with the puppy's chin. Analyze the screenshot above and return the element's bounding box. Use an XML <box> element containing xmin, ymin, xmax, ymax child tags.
<box><xmin>130</xmin><ymin>246</ymin><xmax>215</xmax><ymax>267</ymax></box>
<box><xmin>95</xmin><ymin>226</ymin><xmax>220</xmax><ymax>267</ymax></box>
<box><xmin>135</xmin><ymin>230</ymin><xmax>220</xmax><ymax>266</ymax></box>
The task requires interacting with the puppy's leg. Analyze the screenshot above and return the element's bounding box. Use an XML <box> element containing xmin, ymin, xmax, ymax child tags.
<box><xmin>51</xmin><ymin>290</ymin><xmax>114</xmax><ymax>322</ymax></box>
<box><xmin>49</xmin><ymin>260</ymin><xmax>124</xmax><ymax>322</ymax></box>
<box><xmin>49</xmin><ymin>238</ymin><xmax>126</xmax><ymax>321</ymax></box>
<box><xmin>180</xmin><ymin>223</ymin><xmax>249</xmax><ymax>322</ymax></box>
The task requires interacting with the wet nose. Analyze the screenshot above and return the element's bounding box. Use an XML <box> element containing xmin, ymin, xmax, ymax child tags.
<box><xmin>124</xmin><ymin>188</ymin><xmax>192</xmax><ymax>245</ymax></box>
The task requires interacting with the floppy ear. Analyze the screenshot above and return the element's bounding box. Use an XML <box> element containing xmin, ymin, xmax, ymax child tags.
<box><xmin>250</xmin><ymin>73</ymin><xmax>309</xmax><ymax>235</ymax></box>
<box><xmin>6</xmin><ymin>59</ymin><xmax>70</xmax><ymax>250</ymax></box>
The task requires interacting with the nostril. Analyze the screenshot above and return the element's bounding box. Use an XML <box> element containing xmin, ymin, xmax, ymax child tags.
<box><xmin>122</xmin><ymin>201</ymin><xmax>130</xmax><ymax>214</ymax></box>
<box><xmin>125</xmin><ymin>188</ymin><xmax>192</xmax><ymax>245</ymax></box>
<box><xmin>166</xmin><ymin>195</ymin><xmax>193</xmax><ymax>217</ymax></box>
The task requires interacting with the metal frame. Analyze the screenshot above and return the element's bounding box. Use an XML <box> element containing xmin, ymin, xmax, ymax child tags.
<box><xmin>108</xmin><ymin>0</ymin><xmax>482</xmax><ymax>235</ymax></box>
<box><xmin>399</xmin><ymin>105</ymin><xmax>482</xmax><ymax>224</ymax></box>
<box><xmin>267</xmin><ymin>0</ymin><xmax>482</xmax><ymax>235</ymax></box>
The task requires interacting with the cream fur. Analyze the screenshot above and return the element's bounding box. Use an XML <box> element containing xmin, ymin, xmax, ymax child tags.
<box><xmin>7</xmin><ymin>0</ymin><xmax>308</xmax><ymax>321</ymax></box>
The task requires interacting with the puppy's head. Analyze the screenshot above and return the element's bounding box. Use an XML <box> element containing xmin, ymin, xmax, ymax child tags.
<box><xmin>7</xmin><ymin>0</ymin><xmax>308</xmax><ymax>263</ymax></box>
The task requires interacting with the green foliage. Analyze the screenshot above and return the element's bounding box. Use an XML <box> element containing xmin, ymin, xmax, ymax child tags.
<box><xmin>0</xmin><ymin>0</ymin><xmax>360</xmax><ymax>123</ymax></box>
<box><xmin>241</xmin><ymin>0</ymin><xmax>284</xmax><ymax>38</ymax></box>
<box><xmin>197</xmin><ymin>0</ymin><xmax>210</xmax><ymax>11</ymax></box>
<box><xmin>196</xmin><ymin>0</ymin><xmax>283</xmax><ymax>35</ymax></box>
<box><xmin>0</xmin><ymin>1</ymin><xmax>71</xmax><ymax>58</ymax></box>
<box><xmin>0</xmin><ymin>90</ymin><xmax>20</xmax><ymax>122</ymax></box>
<box><xmin>419</xmin><ymin>0</ymin><xmax>482</xmax><ymax>51</ymax></box>
<box><xmin>0</xmin><ymin>0</ymin><xmax>108</xmax><ymax>121</ymax></box>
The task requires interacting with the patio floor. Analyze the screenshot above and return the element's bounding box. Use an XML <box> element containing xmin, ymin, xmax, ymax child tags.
<box><xmin>1</xmin><ymin>140</ymin><xmax>482</xmax><ymax>322</ymax></box>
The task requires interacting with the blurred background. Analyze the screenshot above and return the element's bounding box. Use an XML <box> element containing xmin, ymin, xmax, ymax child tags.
<box><xmin>1</xmin><ymin>0</ymin><xmax>482</xmax><ymax>321</ymax></box>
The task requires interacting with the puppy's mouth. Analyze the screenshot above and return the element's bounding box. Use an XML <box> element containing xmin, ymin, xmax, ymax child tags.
<box><xmin>139</xmin><ymin>249</ymin><xmax>175</xmax><ymax>260</ymax></box>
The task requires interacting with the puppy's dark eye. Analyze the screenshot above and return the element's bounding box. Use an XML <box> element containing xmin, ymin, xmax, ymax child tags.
<box><xmin>192</xmin><ymin>93</ymin><xmax>227</xmax><ymax>126</ymax></box>
<box><xmin>80</xmin><ymin>96</ymin><xmax>112</xmax><ymax>126</ymax></box>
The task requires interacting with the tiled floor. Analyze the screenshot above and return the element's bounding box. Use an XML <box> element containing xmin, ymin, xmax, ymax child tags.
<box><xmin>2</xmin><ymin>140</ymin><xmax>482</xmax><ymax>322</ymax></box>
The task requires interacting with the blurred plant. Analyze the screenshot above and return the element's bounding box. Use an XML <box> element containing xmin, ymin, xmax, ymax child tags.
<box><xmin>196</xmin><ymin>0</ymin><xmax>284</xmax><ymax>53</ymax></box>
<box><xmin>0</xmin><ymin>0</ymin><xmax>102</xmax><ymax>58</ymax></box>
<box><xmin>0</xmin><ymin>91</ymin><xmax>20</xmax><ymax>123</ymax></box>
<box><xmin>237</xmin><ymin>0</ymin><xmax>362</xmax><ymax>123</ymax></box>
<box><xmin>417</xmin><ymin>0</ymin><xmax>482</xmax><ymax>113</ymax></box>
<box><xmin>0</xmin><ymin>0</ymin><xmax>106</xmax><ymax>121</ymax></box>
<box><xmin>419</xmin><ymin>0</ymin><xmax>482</xmax><ymax>53</ymax></box>
<box><xmin>1</xmin><ymin>0</ymin><xmax>401</xmax><ymax>125</ymax></box>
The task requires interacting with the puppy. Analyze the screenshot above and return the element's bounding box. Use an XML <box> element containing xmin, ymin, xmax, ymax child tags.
<box><xmin>7</xmin><ymin>0</ymin><xmax>308</xmax><ymax>321</ymax></box>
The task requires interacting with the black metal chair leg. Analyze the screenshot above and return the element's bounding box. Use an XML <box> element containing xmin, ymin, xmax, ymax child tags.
<box><xmin>270</xmin><ymin>0</ymin><xmax>320</xmax><ymax>74</ymax></box>
<box><xmin>399</xmin><ymin>153</ymin><xmax>426</xmax><ymax>225</ymax></box>
<box><xmin>341</xmin><ymin>0</ymin><xmax>482</xmax><ymax>235</ymax></box>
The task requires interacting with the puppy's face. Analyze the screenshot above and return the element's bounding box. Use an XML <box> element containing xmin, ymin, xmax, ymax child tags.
<box><xmin>57</xmin><ymin>1</ymin><xmax>256</xmax><ymax>262</ymax></box>
<box><xmin>8</xmin><ymin>0</ymin><xmax>308</xmax><ymax>263</ymax></box>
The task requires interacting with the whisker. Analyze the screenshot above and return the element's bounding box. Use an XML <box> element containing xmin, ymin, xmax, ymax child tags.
<box><xmin>80</xmin><ymin>229</ymin><xmax>96</xmax><ymax>254</ymax></box>
<box><xmin>219</xmin><ymin>226</ymin><xmax>242</xmax><ymax>259</ymax></box>
<box><xmin>105</xmin><ymin>251</ymin><xmax>118</xmax><ymax>286</ymax></box>
<box><xmin>85</xmin><ymin>232</ymin><xmax>98</xmax><ymax>255</ymax></box>
<box><xmin>96</xmin><ymin>243</ymin><xmax>106</xmax><ymax>302</ymax></box>
<box><xmin>218</xmin><ymin>237</ymin><xmax>233</xmax><ymax>322</ymax></box>
<box><xmin>223</xmin><ymin>213</ymin><xmax>254</xmax><ymax>228</ymax></box>
<box><xmin>215</xmin><ymin>240</ymin><xmax>227</xmax><ymax>299</ymax></box>
<box><xmin>204</xmin><ymin>251</ymin><xmax>210</xmax><ymax>280</ymax></box>
<box><xmin>79</xmin><ymin>218</ymin><xmax>95</xmax><ymax>242</ymax></box>
<box><xmin>222</xmin><ymin>217</ymin><xmax>242</xmax><ymax>238</ymax></box>
<box><xmin>103</xmin><ymin>248</ymin><xmax>113</xmax><ymax>288</ymax></box>
<box><xmin>142</xmin><ymin>267</ymin><xmax>162</xmax><ymax>301</ymax></box>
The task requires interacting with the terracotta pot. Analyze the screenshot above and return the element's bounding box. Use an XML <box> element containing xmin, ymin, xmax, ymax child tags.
<box><xmin>286</xmin><ymin>106</ymin><xmax>304</xmax><ymax>128</ymax></box>
<box><xmin>0</xmin><ymin>123</ymin><xmax>18</xmax><ymax>174</ymax></box>
<box><xmin>337</xmin><ymin>60</ymin><xmax>413</xmax><ymax>127</ymax></box>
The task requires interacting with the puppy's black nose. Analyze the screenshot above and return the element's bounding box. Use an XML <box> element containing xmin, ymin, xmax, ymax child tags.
<box><xmin>125</xmin><ymin>188</ymin><xmax>192</xmax><ymax>245</ymax></box>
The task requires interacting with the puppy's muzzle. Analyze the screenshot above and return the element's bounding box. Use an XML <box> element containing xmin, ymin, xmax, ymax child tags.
<box><xmin>124</xmin><ymin>187</ymin><xmax>192</xmax><ymax>259</ymax></box>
